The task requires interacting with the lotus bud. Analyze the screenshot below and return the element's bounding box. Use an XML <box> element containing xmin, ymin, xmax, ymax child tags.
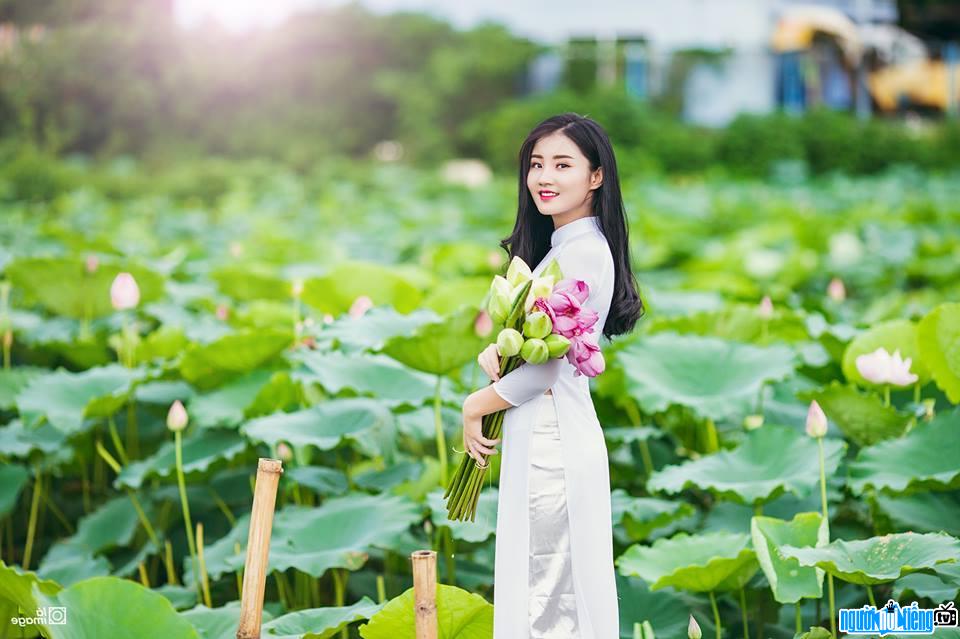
<box><xmin>805</xmin><ymin>399</ymin><xmax>827</xmax><ymax>438</ymax></box>
<box><xmin>523</xmin><ymin>311</ymin><xmax>552</xmax><ymax>339</ymax></box>
<box><xmin>166</xmin><ymin>400</ymin><xmax>188</xmax><ymax>432</ymax></box>
<box><xmin>497</xmin><ymin>328</ymin><xmax>524</xmax><ymax>357</ymax></box>
<box><xmin>488</xmin><ymin>276</ymin><xmax>513</xmax><ymax>324</ymax></box>
<box><xmin>541</xmin><ymin>258</ymin><xmax>563</xmax><ymax>285</ymax></box>
<box><xmin>474</xmin><ymin>310</ymin><xmax>493</xmax><ymax>337</ymax></box>
<box><xmin>487</xmin><ymin>250</ymin><xmax>502</xmax><ymax>269</ymax></box>
<box><xmin>544</xmin><ymin>333</ymin><xmax>570</xmax><ymax>358</ymax></box>
<box><xmin>688</xmin><ymin>615</ymin><xmax>702</xmax><ymax>639</ymax></box>
<box><xmin>826</xmin><ymin>277</ymin><xmax>846</xmax><ymax>302</ymax></box>
<box><xmin>110</xmin><ymin>272</ymin><xmax>140</xmax><ymax>310</ymax></box>
<box><xmin>525</xmin><ymin>276</ymin><xmax>555</xmax><ymax>312</ymax></box>
<box><xmin>349</xmin><ymin>295</ymin><xmax>373</xmax><ymax>319</ymax></box>
<box><xmin>758</xmin><ymin>295</ymin><xmax>773</xmax><ymax>319</ymax></box>
<box><xmin>505</xmin><ymin>256</ymin><xmax>532</xmax><ymax>288</ymax></box>
<box><xmin>520</xmin><ymin>338</ymin><xmax>549</xmax><ymax>364</ymax></box>
<box><xmin>277</xmin><ymin>442</ymin><xmax>293</xmax><ymax>461</ymax></box>
<box><xmin>215</xmin><ymin>304</ymin><xmax>229</xmax><ymax>321</ymax></box>
<box><xmin>323</xmin><ymin>313</ymin><xmax>334</xmax><ymax>324</ymax></box>
<box><xmin>743</xmin><ymin>414</ymin><xmax>764</xmax><ymax>430</ymax></box>
<box><xmin>85</xmin><ymin>254</ymin><xmax>99</xmax><ymax>273</ymax></box>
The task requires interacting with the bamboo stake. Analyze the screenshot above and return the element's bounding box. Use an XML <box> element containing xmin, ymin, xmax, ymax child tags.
<box><xmin>236</xmin><ymin>458</ymin><xmax>283</xmax><ymax>639</ymax></box>
<box><xmin>411</xmin><ymin>550</ymin><xmax>438</xmax><ymax>639</ymax></box>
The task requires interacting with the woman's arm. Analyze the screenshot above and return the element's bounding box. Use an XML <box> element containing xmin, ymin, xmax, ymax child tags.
<box><xmin>463</xmin><ymin>384</ymin><xmax>515</xmax><ymax>420</ymax></box>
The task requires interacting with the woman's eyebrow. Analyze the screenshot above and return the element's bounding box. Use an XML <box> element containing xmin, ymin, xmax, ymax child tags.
<box><xmin>531</xmin><ymin>154</ymin><xmax>574</xmax><ymax>159</ymax></box>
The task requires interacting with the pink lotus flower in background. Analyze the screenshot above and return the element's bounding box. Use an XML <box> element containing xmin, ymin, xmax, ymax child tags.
<box><xmin>805</xmin><ymin>399</ymin><xmax>828</xmax><ymax>438</ymax></box>
<box><xmin>323</xmin><ymin>313</ymin><xmax>334</xmax><ymax>324</ymax></box>
<box><xmin>349</xmin><ymin>295</ymin><xmax>373</xmax><ymax>318</ymax></box>
<box><xmin>855</xmin><ymin>347</ymin><xmax>918</xmax><ymax>387</ymax></box>
<box><xmin>473</xmin><ymin>309</ymin><xmax>493</xmax><ymax>337</ymax></box>
<box><xmin>758</xmin><ymin>295</ymin><xmax>774</xmax><ymax>319</ymax></box>
<box><xmin>85</xmin><ymin>254</ymin><xmax>99</xmax><ymax>273</ymax></box>
<box><xmin>827</xmin><ymin>277</ymin><xmax>846</xmax><ymax>302</ymax></box>
<box><xmin>215</xmin><ymin>304</ymin><xmax>229</xmax><ymax>321</ymax></box>
<box><xmin>110</xmin><ymin>272</ymin><xmax>140</xmax><ymax>310</ymax></box>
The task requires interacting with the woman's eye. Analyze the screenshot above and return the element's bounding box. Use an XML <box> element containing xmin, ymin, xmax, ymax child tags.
<box><xmin>558</xmin><ymin>163</ymin><xmax>568</xmax><ymax>168</ymax></box>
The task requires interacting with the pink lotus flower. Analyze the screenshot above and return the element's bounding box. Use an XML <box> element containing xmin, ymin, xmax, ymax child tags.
<box><xmin>554</xmin><ymin>279</ymin><xmax>589</xmax><ymax>304</ymax></box>
<box><xmin>855</xmin><ymin>346</ymin><xmax>918</xmax><ymax>387</ymax></box>
<box><xmin>533</xmin><ymin>297</ymin><xmax>556</xmax><ymax>324</ymax></box>
<box><xmin>827</xmin><ymin>277</ymin><xmax>846</xmax><ymax>302</ymax></box>
<box><xmin>566</xmin><ymin>331</ymin><xmax>605</xmax><ymax>377</ymax></box>
<box><xmin>349</xmin><ymin>295</ymin><xmax>373</xmax><ymax>318</ymax></box>
<box><xmin>758</xmin><ymin>295</ymin><xmax>773</xmax><ymax>319</ymax></box>
<box><xmin>166</xmin><ymin>399</ymin><xmax>188</xmax><ymax>432</ymax></box>
<box><xmin>85</xmin><ymin>254</ymin><xmax>99</xmax><ymax>273</ymax></box>
<box><xmin>473</xmin><ymin>310</ymin><xmax>493</xmax><ymax>337</ymax></box>
<box><xmin>215</xmin><ymin>304</ymin><xmax>229</xmax><ymax>321</ymax></box>
<box><xmin>110</xmin><ymin>272</ymin><xmax>140</xmax><ymax>310</ymax></box>
<box><xmin>805</xmin><ymin>399</ymin><xmax>827</xmax><ymax>438</ymax></box>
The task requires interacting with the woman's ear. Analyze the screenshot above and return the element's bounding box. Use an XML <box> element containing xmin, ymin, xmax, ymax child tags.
<box><xmin>590</xmin><ymin>166</ymin><xmax>603</xmax><ymax>190</ymax></box>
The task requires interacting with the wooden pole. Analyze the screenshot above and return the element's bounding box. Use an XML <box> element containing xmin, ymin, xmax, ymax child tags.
<box><xmin>411</xmin><ymin>550</ymin><xmax>438</xmax><ymax>639</ymax></box>
<box><xmin>236</xmin><ymin>458</ymin><xmax>283</xmax><ymax>639</ymax></box>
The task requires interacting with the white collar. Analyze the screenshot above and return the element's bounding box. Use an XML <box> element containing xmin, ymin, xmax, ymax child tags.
<box><xmin>550</xmin><ymin>215</ymin><xmax>601</xmax><ymax>248</ymax></box>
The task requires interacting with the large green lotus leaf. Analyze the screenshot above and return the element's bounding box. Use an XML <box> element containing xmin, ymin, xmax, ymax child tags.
<box><xmin>750</xmin><ymin>513</ymin><xmax>828</xmax><ymax>604</ymax></box>
<box><xmin>115</xmin><ymin>429</ymin><xmax>247</xmax><ymax>489</ymax></box>
<box><xmin>135</xmin><ymin>380</ymin><xmax>196</xmax><ymax>405</ymax></box>
<box><xmin>917</xmin><ymin>302</ymin><xmax>960</xmax><ymax>403</ymax></box>
<box><xmin>189</xmin><ymin>493</ymin><xmax>421</xmax><ymax>582</ymax></box>
<box><xmin>610</xmin><ymin>489</ymin><xmax>696</xmax><ymax>541</ymax></box>
<box><xmin>0</xmin><ymin>419</ymin><xmax>65</xmax><ymax>459</ymax></box>
<box><xmin>210</xmin><ymin>263</ymin><xmax>290</xmax><ymax>302</ymax></box>
<box><xmin>421</xmin><ymin>277</ymin><xmax>493</xmax><ymax>316</ymax></box>
<box><xmin>244</xmin><ymin>371</ymin><xmax>302</xmax><ymax>419</ymax></box>
<box><xmin>841</xmin><ymin>319</ymin><xmax>930</xmax><ymax>388</ymax></box>
<box><xmin>67</xmin><ymin>496</ymin><xmax>145</xmax><ymax>552</ymax></box>
<box><xmin>848</xmin><ymin>409</ymin><xmax>960</xmax><ymax>495</ymax></box>
<box><xmin>135</xmin><ymin>324</ymin><xmax>190</xmax><ymax>364</ymax></box>
<box><xmin>615</xmin><ymin>332</ymin><xmax>797</xmax><ymax>420</ymax></box>
<box><xmin>315</xmin><ymin>307</ymin><xmax>439</xmax><ymax>355</ymax></box>
<box><xmin>241</xmin><ymin>398</ymin><xmax>397</xmax><ymax>464</ymax></box>
<box><xmin>427</xmin><ymin>487</ymin><xmax>497</xmax><ymax>543</ymax></box>
<box><xmin>381</xmin><ymin>305</ymin><xmax>490</xmax><ymax>376</ymax></box>
<box><xmin>143</xmin><ymin>302</ymin><xmax>232</xmax><ymax>344</ymax></box>
<box><xmin>779</xmin><ymin>531</ymin><xmax>960</xmax><ymax>585</ymax></box>
<box><xmin>15</xmin><ymin>364</ymin><xmax>145</xmax><ymax>433</ymax></box>
<box><xmin>647</xmin><ymin>424</ymin><xmax>845</xmax><ymax>505</ymax></box>
<box><xmin>188</xmin><ymin>368</ymin><xmax>275</xmax><ymax>428</ymax></box>
<box><xmin>645</xmin><ymin>304</ymin><xmax>810</xmax><ymax>344</ymax></box>
<box><xmin>615</xmin><ymin>574</ymin><xmax>718</xmax><ymax>639</ymax></box>
<box><xmin>284</xmin><ymin>466</ymin><xmax>349</xmax><ymax>497</ymax></box>
<box><xmin>616</xmin><ymin>531</ymin><xmax>758</xmax><ymax>592</ymax></box>
<box><xmin>0</xmin><ymin>560</ymin><xmax>61</xmax><ymax>617</ymax></box>
<box><xmin>425</xmin><ymin>242</ymin><xmax>500</xmax><ymax>278</ymax></box>
<box><xmin>232</xmin><ymin>299</ymin><xmax>298</xmax><ymax>332</ymax></box>
<box><xmin>36</xmin><ymin>541</ymin><xmax>112</xmax><ymax>586</ymax></box>
<box><xmin>290</xmin><ymin>350</ymin><xmax>456</xmax><ymax>407</ymax></box>
<box><xmin>6</xmin><ymin>256</ymin><xmax>164</xmax><ymax>319</ymax></box>
<box><xmin>354</xmin><ymin>459</ymin><xmax>424</xmax><ymax>492</ymax></box>
<box><xmin>893</xmin><ymin>570</ymin><xmax>960</xmax><ymax>604</ymax></box>
<box><xmin>358</xmin><ymin>584</ymin><xmax>492</xmax><ymax>639</ymax></box>
<box><xmin>178</xmin><ymin>601</ymin><xmax>268</xmax><ymax>639</ymax></box>
<box><xmin>262</xmin><ymin>598</ymin><xmax>383</xmax><ymax>639</ymax></box>
<box><xmin>179</xmin><ymin>329</ymin><xmax>291</xmax><ymax>389</ymax></box>
<box><xmin>303</xmin><ymin>261</ymin><xmax>423</xmax><ymax>315</ymax></box>
<box><xmin>796</xmin><ymin>381</ymin><xmax>911</xmax><ymax>447</ymax></box>
<box><xmin>874</xmin><ymin>491</ymin><xmax>960</xmax><ymax>537</ymax></box>
<box><xmin>33</xmin><ymin>576</ymin><xmax>199</xmax><ymax>639</ymax></box>
<box><xmin>0</xmin><ymin>366</ymin><xmax>45</xmax><ymax>409</ymax></box>
<box><xmin>0</xmin><ymin>464</ymin><xmax>29</xmax><ymax>517</ymax></box>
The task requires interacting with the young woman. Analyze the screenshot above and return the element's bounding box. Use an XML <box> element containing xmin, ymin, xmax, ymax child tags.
<box><xmin>460</xmin><ymin>113</ymin><xmax>644</xmax><ymax>638</ymax></box>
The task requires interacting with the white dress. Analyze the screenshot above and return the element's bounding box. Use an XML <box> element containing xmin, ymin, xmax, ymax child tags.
<box><xmin>491</xmin><ymin>215</ymin><xmax>620</xmax><ymax>639</ymax></box>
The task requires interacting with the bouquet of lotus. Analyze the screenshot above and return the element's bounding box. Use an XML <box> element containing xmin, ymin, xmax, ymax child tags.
<box><xmin>443</xmin><ymin>256</ymin><xmax>606</xmax><ymax>521</ymax></box>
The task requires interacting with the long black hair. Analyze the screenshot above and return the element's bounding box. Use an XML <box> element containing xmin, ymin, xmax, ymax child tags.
<box><xmin>500</xmin><ymin>112</ymin><xmax>644</xmax><ymax>340</ymax></box>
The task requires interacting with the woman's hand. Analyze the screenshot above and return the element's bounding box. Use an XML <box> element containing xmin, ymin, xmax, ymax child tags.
<box><xmin>477</xmin><ymin>343</ymin><xmax>502</xmax><ymax>382</ymax></box>
<box><xmin>462</xmin><ymin>403</ymin><xmax>501</xmax><ymax>466</ymax></box>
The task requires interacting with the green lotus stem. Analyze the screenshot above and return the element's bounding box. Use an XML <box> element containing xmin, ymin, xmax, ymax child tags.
<box><xmin>165</xmin><ymin>540</ymin><xmax>179</xmax><ymax>586</ymax></box>
<box><xmin>795</xmin><ymin>602</ymin><xmax>802</xmax><ymax>633</ymax></box>
<box><xmin>709</xmin><ymin>590</ymin><xmax>722</xmax><ymax>639</ymax></box>
<box><xmin>197</xmin><ymin>522</ymin><xmax>212</xmax><ymax>608</ymax></box>
<box><xmin>40</xmin><ymin>490</ymin><xmax>74</xmax><ymax>535</ymax></box>
<box><xmin>138</xmin><ymin>561</ymin><xmax>150</xmax><ymax>587</ymax></box>
<box><xmin>739</xmin><ymin>587</ymin><xmax>749</xmax><ymax>639</ymax></box>
<box><xmin>275</xmin><ymin>571</ymin><xmax>290</xmax><ymax>609</ymax></box>
<box><xmin>95</xmin><ymin>440</ymin><xmax>160</xmax><ymax>547</ymax></box>
<box><xmin>624</xmin><ymin>401</ymin><xmax>653</xmax><ymax>479</ymax></box>
<box><xmin>434</xmin><ymin>375</ymin><xmax>448</xmax><ymax>488</ymax></box>
<box><xmin>21</xmin><ymin>467</ymin><xmax>43</xmax><ymax>570</ymax></box>
<box><xmin>5</xmin><ymin>516</ymin><xmax>13</xmax><ymax>565</ymax></box>
<box><xmin>866</xmin><ymin>585</ymin><xmax>875</xmax><ymax>608</ymax></box>
<box><xmin>234</xmin><ymin>542</ymin><xmax>243</xmax><ymax>598</ymax></box>
<box><xmin>817</xmin><ymin>436</ymin><xmax>837</xmax><ymax>639</ymax></box>
<box><xmin>443</xmin><ymin>527</ymin><xmax>456</xmax><ymax>585</ymax></box>
<box><xmin>332</xmin><ymin>568</ymin><xmax>349</xmax><ymax>638</ymax></box>
<box><xmin>883</xmin><ymin>384</ymin><xmax>890</xmax><ymax>407</ymax></box>
<box><xmin>208</xmin><ymin>487</ymin><xmax>237</xmax><ymax>526</ymax></box>
<box><xmin>753</xmin><ymin>501</ymin><xmax>762</xmax><ymax>517</ymax></box>
<box><xmin>107</xmin><ymin>414</ymin><xmax>129</xmax><ymax>466</ymax></box>
<box><xmin>175</xmin><ymin>430</ymin><xmax>201</xmax><ymax>602</ymax></box>
<box><xmin>80</xmin><ymin>453</ymin><xmax>91</xmax><ymax>514</ymax></box>
<box><xmin>126</xmin><ymin>399</ymin><xmax>139</xmax><ymax>460</ymax></box>
<box><xmin>376</xmin><ymin>574</ymin><xmax>386</xmax><ymax>603</ymax></box>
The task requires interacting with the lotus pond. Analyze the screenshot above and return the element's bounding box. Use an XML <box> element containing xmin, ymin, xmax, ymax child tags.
<box><xmin>1</xmin><ymin>160</ymin><xmax>959</xmax><ymax>639</ymax></box>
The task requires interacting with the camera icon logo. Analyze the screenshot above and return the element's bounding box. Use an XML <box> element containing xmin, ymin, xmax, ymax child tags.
<box><xmin>38</xmin><ymin>606</ymin><xmax>68</xmax><ymax>625</ymax></box>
